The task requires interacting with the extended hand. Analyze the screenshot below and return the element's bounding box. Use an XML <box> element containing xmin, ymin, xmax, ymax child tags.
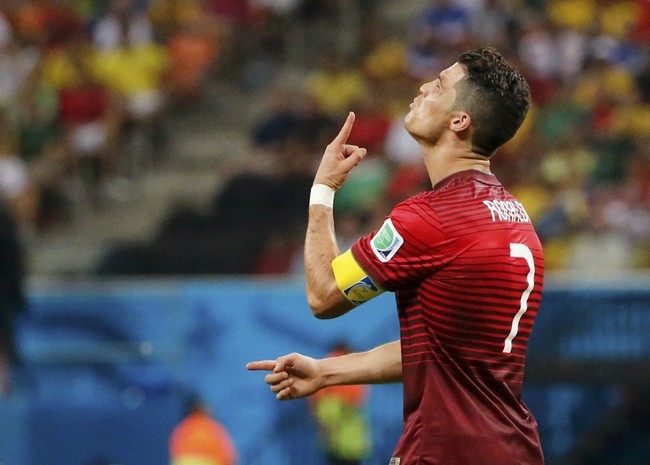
<box><xmin>313</xmin><ymin>112</ymin><xmax>368</xmax><ymax>190</ymax></box>
<box><xmin>246</xmin><ymin>352</ymin><xmax>323</xmax><ymax>400</ymax></box>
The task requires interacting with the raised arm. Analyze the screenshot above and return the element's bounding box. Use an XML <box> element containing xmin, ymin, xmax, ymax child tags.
<box><xmin>305</xmin><ymin>112</ymin><xmax>368</xmax><ymax>319</ymax></box>
<box><xmin>246</xmin><ymin>340</ymin><xmax>403</xmax><ymax>400</ymax></box>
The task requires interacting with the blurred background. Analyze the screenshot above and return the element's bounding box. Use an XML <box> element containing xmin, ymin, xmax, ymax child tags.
<box><xmin>0</xmin><ymin>0</ymin><xmax>648</xmax><ymax>464</ymax></box>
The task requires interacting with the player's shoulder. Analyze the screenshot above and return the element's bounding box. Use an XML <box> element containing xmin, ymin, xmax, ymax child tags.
<box><xmin>402</xmin><ymin>173</ymin><xmax>500</xmax><ymax>205</ymax></box>
<box><xmin>392</xmin><ymin>191</ymin><xmax>434</xmax><ymax>215</ymax></box>
<box><xmin>390</xmin><ymin>171</ymin><xmax>509</xmax><ymax>217</ymax></box>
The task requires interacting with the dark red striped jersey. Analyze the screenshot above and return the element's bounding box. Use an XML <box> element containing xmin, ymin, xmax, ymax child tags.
<box><xmin>351</xmin><ymin>170</ymin><xmax>545</xmax><ymax>465</ymax></box>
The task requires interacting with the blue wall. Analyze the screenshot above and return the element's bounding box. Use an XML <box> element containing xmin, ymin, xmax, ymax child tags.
<box><xmin>1</xmin><ymin>276</ymin><xmax>649</xmax><ymax>465</ymax></box>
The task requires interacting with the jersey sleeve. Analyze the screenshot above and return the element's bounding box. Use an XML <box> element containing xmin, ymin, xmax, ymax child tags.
<box><xmin>351</xmin><ymin>197</ymin><xmax>449</xmax><ymax>291</ymax></box>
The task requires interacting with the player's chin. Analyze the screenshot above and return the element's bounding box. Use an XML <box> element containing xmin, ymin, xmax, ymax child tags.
<box><xmin>403</xmin><ymin>112</ymin><xmax>421</xmax><ymax>135</ymax></box>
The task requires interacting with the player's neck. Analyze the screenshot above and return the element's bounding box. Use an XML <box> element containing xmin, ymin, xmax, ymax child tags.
<box><xmin>422</xmin><ymin>140</ymin><xmax>492</xmax><ymax>187</ymax></box>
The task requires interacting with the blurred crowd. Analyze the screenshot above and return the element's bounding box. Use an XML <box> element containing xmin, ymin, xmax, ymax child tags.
<box><xmin>0</xmin><ymin>0</ymin><xmax>648</xmax><ymax>276</ymax></box>
<box><xmin>0</xmin><ymin>0</ymin><xmax>241</xmax><ymax>236</ymax></box>
<box><xmin>99</xmin><ymin>0</ymin><xmax>650</xmax><ymax>276</ymax></box>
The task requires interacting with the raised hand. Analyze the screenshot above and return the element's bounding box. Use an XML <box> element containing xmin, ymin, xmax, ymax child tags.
<box><xmin>313</xmin><ymin>112</ymin><xmax>368</xmax><ymax>190</ymax></box>
<box><xmin>246</xmin><ymin>352</ymin><xmax>323</xmax><ymax>400</ymax></box>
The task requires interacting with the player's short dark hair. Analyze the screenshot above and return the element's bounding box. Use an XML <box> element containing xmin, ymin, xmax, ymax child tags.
<box><xmin>454</xmin><ymin>47</ymin><xmax>530</xmax><ymax>157</ymax></box>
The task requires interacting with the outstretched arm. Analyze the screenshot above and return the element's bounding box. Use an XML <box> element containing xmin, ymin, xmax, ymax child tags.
<box><xmin>305</xmin><ymin>112</ymin><xmax>368</xmax><ymax>319</ymax></box>
<box><xmin>246</xmin><ymin>340</ymin><xmax>402</xmax><ymax>400</ymax></box>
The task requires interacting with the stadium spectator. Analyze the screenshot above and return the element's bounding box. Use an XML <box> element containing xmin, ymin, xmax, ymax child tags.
<box><xmin>46</xmin><ymin>37</ymin><xmax>123</xmax><ymax>205</ymax></box>
<box><xmin>92</xmin><ymin>0</ymin><xmax>169</xmax><ymax>175</ymax></box>
<box><xmin>16</xmin><ymin>54</ymin><xmax>72</xmax><ymax>230</ymax></box>
<box><xmin>251</xmin><ymin>85</ymin><xmax>302</xmax><ymax>149</ymax></box>
<box><xmin>0</xmin><ymin>198</ymin><xmax>26</xmax><ymax>397</ymax></box>
<box><xmin>406</xmin><ymin>0</ymin><xmax>472</xmax><ymax>79</ymax></box>
<box><xmin>0</xmin><ymin>117</ymin><xmax>40</xmax><ymax>233</ymax></box>
<box><xmin>13</xmin><ymin>0</ymin><xmax>82</xmax><ymax>49</ymax></box>
<box><xmin>307</xmin><ymin>50</ymin><xmax>367</xmax><ymax>117</ymax></box>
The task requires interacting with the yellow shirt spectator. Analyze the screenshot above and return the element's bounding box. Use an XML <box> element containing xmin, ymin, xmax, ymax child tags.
<box><xmin>41</xmin><ymin>46</ymin><xmax>97</xmax><ymax>91</ymax></box>
<box><xmin>573</xmin><ymin>64</ymin><xmax>636</xmax><ymax>107</ymax></box>
<box><xmin>364</xmin><ymin>39</ymin><xmax>407</xmax><ymax>81</ymax></box>
<box><xmin>547</xmin><ymin>0</ymin><xmax>596</xmax><ymax>31</ymax></box>
<box><xmin>611</xmin><ymin>104</ymin><xmax>650</xmax><ymax>137</ymax></box>
<box><xmin>92</xmin><ymin>43</ymin><xmax>169</xmax><ymax>98</ymax></box>
<box><xmin>308</xmin><ymin>67</ymin><xmax>366</xmax><ymax>116</ymax></box>
<box><xmin>149</xmin><ymin>0</ymin><xmax>203</xmax><ymax>32</ymax></box>
<box><xmin>600</xmin><ymin>1</ymin><xmax>641</xmax><ymax>39</ymax></box>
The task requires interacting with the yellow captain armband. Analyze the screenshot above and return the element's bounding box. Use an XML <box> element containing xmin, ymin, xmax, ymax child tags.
<box><xmin>331</xmin><ymin>249</ymin><xmax>385</xmax><ymax>306</ymax></box>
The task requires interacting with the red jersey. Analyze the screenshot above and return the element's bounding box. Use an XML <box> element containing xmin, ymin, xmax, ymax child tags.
<box><xmin>351</xmin><ymin>170</ymin><xmax>544</xmax><ymax>465</ymax></box>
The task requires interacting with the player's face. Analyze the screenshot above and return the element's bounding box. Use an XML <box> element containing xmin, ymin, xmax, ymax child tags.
<box><xmin>404</xmin><ymin>62</ymin><xmax>468</xmax><ymax>144</ymax></box>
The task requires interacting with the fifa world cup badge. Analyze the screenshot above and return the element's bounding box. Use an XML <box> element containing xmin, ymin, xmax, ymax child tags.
<box><xmin>371</xmin><ymin>218</ymin><xmax>404</xmax><ymax>262</ymax></box>
<box><xmin>389</xmin><ymin>457</ymin><xmax>401</xmax><ymax>465</ymax></box>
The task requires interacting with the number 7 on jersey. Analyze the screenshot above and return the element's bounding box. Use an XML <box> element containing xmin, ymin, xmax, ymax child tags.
<box><xmin>503</xmin><ymin>243</ymin><xmax>535</xmax><ymax>353</ymax></box>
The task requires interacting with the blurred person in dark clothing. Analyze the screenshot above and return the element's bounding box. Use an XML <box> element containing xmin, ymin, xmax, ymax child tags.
<box><xmin>0</xmin><ymin>199</ymin><xmax>26</xmax><ymax>396</ymax></box>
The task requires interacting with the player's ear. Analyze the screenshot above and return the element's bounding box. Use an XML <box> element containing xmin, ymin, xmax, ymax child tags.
<box><xmin>450</xmin><ymin>111</ymin><xmax>471</xmax><ymax>132</ymax></box>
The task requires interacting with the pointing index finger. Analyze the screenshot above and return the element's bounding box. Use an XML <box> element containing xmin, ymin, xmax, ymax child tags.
<box><xmin>333</xmin><ymin>112</ymin><xmax>356</xmax><ymax>145</ymax></box>
<box><xmin>246</xmin><ymin>360</ymin><xmax>276</xmax><ymax>371</ymax></box>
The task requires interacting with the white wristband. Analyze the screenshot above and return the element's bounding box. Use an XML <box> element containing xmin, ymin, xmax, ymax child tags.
<box><xmin>309</xmin><ymin>184</ymin><xmax>335</xmax><ymax>208</ymax></box>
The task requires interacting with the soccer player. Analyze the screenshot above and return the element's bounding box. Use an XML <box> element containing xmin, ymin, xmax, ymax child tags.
<box><xmin>247</xmin><ymin>47</ymin><xmax>545</xmax><ymax>465</ymax></box>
